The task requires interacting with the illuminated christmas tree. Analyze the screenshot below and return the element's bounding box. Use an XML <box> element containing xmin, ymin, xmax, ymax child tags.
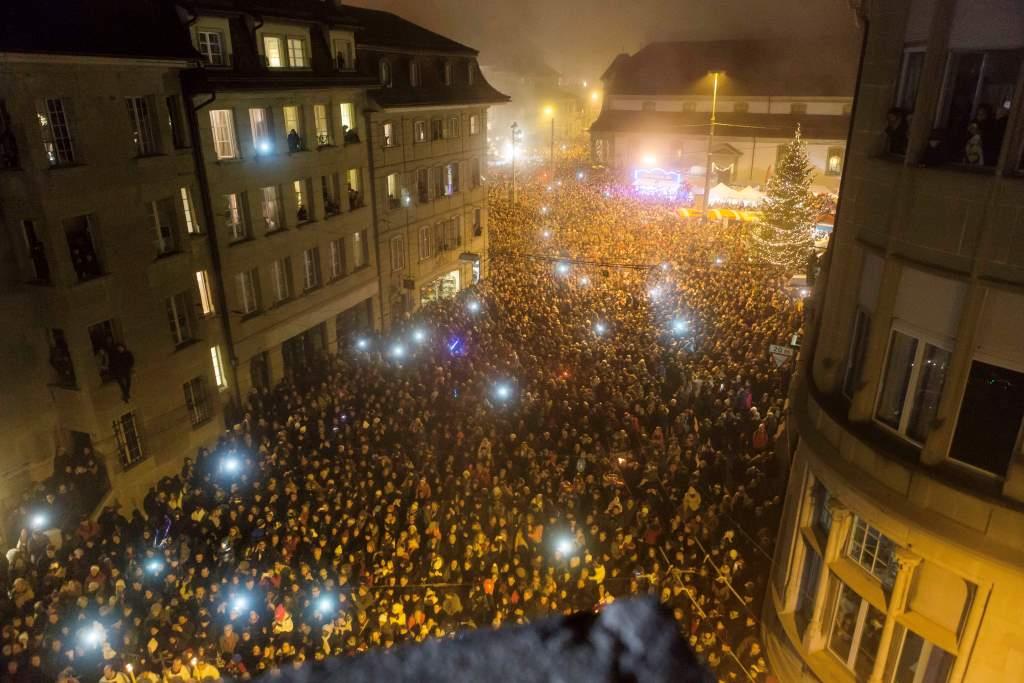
<box><xmin>749</xmin><ymin>125</ymin><xmax>815</xmax><ymax>273</ymax></box>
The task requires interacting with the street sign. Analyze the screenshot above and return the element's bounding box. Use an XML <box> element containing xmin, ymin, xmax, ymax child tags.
<box><xmin>769</xmin><ymin>344</ymin><xmax>794</xmax><ymax>367</ymax></box>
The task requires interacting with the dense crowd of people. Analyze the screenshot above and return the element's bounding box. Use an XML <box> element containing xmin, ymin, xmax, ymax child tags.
<box><xmin>1</xmin><ymin>163</ymin><xmax>801</xmax><ymax>682</ymax></box>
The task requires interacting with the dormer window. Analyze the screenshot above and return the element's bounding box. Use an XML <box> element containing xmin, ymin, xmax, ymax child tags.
<box><xmin>331</xmin><ymin>34</ymin><xmax>356</xmax><ymax>71</ymax></box>
<box><xmin>468</xmin><ymin>62</ymin><xmax>475</xmax><ymax>85</ymax></box>
<box><xmin>262</xmin><ymin>34</ymin><xmax>308</xmax><ymax>69</ymax></box>
<box><xmin>410</xmin><ymin>61</ymin><xmax>421</xmax><ymax>87</ymax></box>
<box><xmin>443</xmin><ymin>62</ymin><xmax>453</xmax><ymax>86</ymax></box>
<box><xmin>380</xmin><ymin>59</ymin><xmax>393</xmax><ymax>87</ymax></box>
<box><xmin>197</xmin><ymin>29</ymin><xmax>225</xmax><ymax>66</ymax></box>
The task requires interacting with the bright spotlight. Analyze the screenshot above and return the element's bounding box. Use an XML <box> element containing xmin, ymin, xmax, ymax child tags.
<box><xmin>594</xmin><ymin>322</ymin><xmax>608</xmax><ymax>336</ymax></box>
<box><xmin>576</xmin><ymin>171</ymin><xmax>585</xmax><ymax>180</ymax></box>
<box><xmin>579</xmin><ymin>276</ymin><xmax>590</xmax><ymax>286</ymax></box>
<box><xmin>232</xmin><ymin>595</ymin><xmax>249</xmax><ymax>612</ymax></box>
<box><xmin>412</xmin><ymin>328</ymin><xmax>427</xmax><ymax>344</ymax></box>
<box><xmin>467</xmin><ymin>300</ymin><xmax>481</xmax><ymax>314</ymax></box>
<box><xmin>355</xmin><ymin>337</ymin><xmax>370</xmax><ymax>351</ymax></box>
<box><xmin>661</xmin><ymin>262</ymin><xmax>670</xmax><ymax>271</ymax></box>
<box><xmin>29</xmin><ymin>513</ymin><xmax>47</xmax><ymax>530</ymax></box>
<box><xmin>555</xmin><ymin>536</ymin><xmax>575</xmax><ymax>555</ymax></box>
<box><xmin>556</xmin><ymin>262</ymin><xmax>570</xmax><ymax>276</ymax></box>
<box><xmin>317</xmin><ymin>595</ymin><xmax>336</xmax><ymax>613</ymax></box>
<box><xmin>146</xmin><ymin>559</ymin><xmax>163</xmax><ymax>575</ymax></box>
<box><xmin>541</xmin><ymin>206</ymin><xmax>548</xmax><ymax>215</ymax></box>
<box><xmin>222</xmin><ymin>456</ymin><xmax>240</xmax><ymax>474</ymax></box>
<box><xmin>643</xmin><ymin>154</ymin><xmax>657</xmax><ymax>166</ymax></box>
<box><xmin>714</xmin><ymin>256</ymin><xmax>724</xmax><ymax>266</ymax></box>
<box><xmin>495</xmin><ymin>384</ymin><xmax>511</xmax><ymax>400</ymax></box>
<box><xmin>542</xmin><ymin>230</ymin><xmax>551</xmax><ymax>239</ymax></box>
<box><xmin>546</xmin><ymin>185</ymin><xmax>553</xmax><ymax>192</ymax></box>
<box><xmin>799</xmin><ymin>288</ymin><xmax>810</xmax><ymax>298</ymax></box>
<box><xmin>648</xmin><ymin>286</ymin><xmax>662</xmax><ymax>300</ymax></box>
<box><xmin>671</xmin><ymin>319</ymin><xmax>689</xmax><ymax>335</ymax></box>
<box><xmin>557</xmin><ymin>180</ymin><xmax>563</xmax><ymax>186</ymax></box>
<box><xmin>257</xmin><ymin>141</ymin><xmax>271</xmax><ymax>154</ymax></box>
<box><xmin>81</xmin><ymin>624</ymin><xmax>105</xmax><ymax>648</ymax></box>
<box><xmin>390</xmin><ymin>343</ymin><xmax>406</xmax><ymax>359</ymax></box>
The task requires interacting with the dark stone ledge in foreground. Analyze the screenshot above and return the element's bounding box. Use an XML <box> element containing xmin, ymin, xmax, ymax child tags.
<box><xmin>270</xmin><ymin>599</ymin><xmax>713</xmax><ymax>683</ymax></box>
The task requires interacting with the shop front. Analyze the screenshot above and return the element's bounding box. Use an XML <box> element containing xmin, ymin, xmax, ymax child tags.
<box><xmin>420</xmin><ymin>269</ymin><xmax>461</xmax><ymax>305</ymax></box>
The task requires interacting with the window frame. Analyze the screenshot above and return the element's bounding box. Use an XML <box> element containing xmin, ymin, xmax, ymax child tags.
<box><xmin>390</xmin><ymin>235</ymin><xmax>406</xmax><ymax>272</ymax></box>
<box><xmin>260</xmin><ymin>185</ymin><xmax>283</xmax><ymax>233</ymax></box>
<box><xmin>286</xmin><ymin>36</ymin><xmax>308</xmax><ymax>68</ymax></box>
<box><xmin>39</xmin><ymin>97</ymin><xmax>76</xmax><ymax>166</ymax></box>
<box><xmin>180</xmin><ymin>187</ymin><xmax>200</xmax><ymax>235</ymax></box>
<box><xmin>314</xmin><ymin>104</ymin><xmax>332</xmax><ymax>146</ymax></box>
<box><xmin>469</xmin><ymin>114</ymin><xmax>480</xmax><ymax>136</ymax></box>
<box><xmin>409</xmin><ymin>60</ymin><xmax>421</xmax><ymax>87</ymax></box>
<box><xmin>148</xmin><ymin>198</ymin><xmax>179</xmax><ymax>257</ymax></box>
<box><xmin>302</xmin><ymin>246</ymin><xmax>322</xmax><ymax>290</ymax></box>
<box><xmin>353</xmin><ymin>230</ymin><xmax>367</xmax><ymax>269</ymax></box>
<box><xmin>826</xmin><ymin>146</ymin><xmax>845</xmax><ymax>176</ymax></box>
<box><xmin>209</xmin><ymin>109</ymin><xmax>239</xmax><ymax>160</ymax></box>
<box><xmin>210</xmin><ymin>345</ymin><xmax>229</xmax><ymax>390</ymax></box>
<box><xmin>329</xmin><ymin>239</ymin><xmax>346</xmax><ymax>279</ymax></box>
<box><xmin>846</xmin><ymin>516</ymin><xmax>896</xmax><ymax>587</ymax></box>
<box><xmin>195</xmin><ymin>270</ymin><xmax>216</xmax><ymax>316</ymax></box>
<box><xmin>383</xmin><ymin>121</ymin><xmax>397</xmax><ymax>148</ymax></box>
<box><xmin>443</xmin><ymin>61</ymin><xmax>453</xmax><ymax>86</ymax></box>
<box><xmin>166</xmin><ymin>291</ymin><xmax>194</xmax><ymax>347</ymax></box>
<box><xmin>414</xmin><ymin>120</ymin><xmax>428</xmax><ymax>143</ymax></box>
<box><xmin>842</xmin><ymin>307</ymin><xmax>871</xmax><ymax>399</ymax></box>
<box><xmin>249</xmin><ymin>107</ymin><xmax>272</xmax><ymax>155</ymax></box>
<box><xmin>263</xmin><ymin>35</ymin><xmax>285</xmax><ymax>68</ymax></box>
<box><xmin>419</xmin><ymin>225</ymin><xmax>433</xmax><ymax>261</ymax></box>
<box><xmin>237</xmin><ymin>268</ymin><xmax>261</xmax><ymax>315</ymax></box>
<box><xmin>380</xmin><ymin>59</ymin><xmax>393</xmax><ymax>87</ymax></box>
<box><xmin>126</xmin><ymin>96</ymin><xmax>158</xmax><ymax>156</ymax></box>
<box><xmin>183</xmin><ymin>377</ymin><xmax>212</xmax><ymax>427</ymax></box>
<box><xmin>895</xmin><ymin>45</ymin><xmax>927</xmax><ymax>112</ymax></box>
<box><xmin>196</xmin><ymin>29</ymin><xmax>226</xmax><ymax>66</ymax></box>
<box><xmin>113</xmin><ymin>412</ymin><xmax>145</xmax><ymax>468</ymax></box>
<box><xmin>224</xmin><ymin>192</ymin><xmax>248</xmax><ymax>242</ymax></box>
<box><xmin>270</xmin><ymin>256</ymin><xmax>293</xmax><ymax>303</ymax></box>
<box><xmin>826</xmin><ymin>580</ymin><xmax>887</xmax><ymax>679</ymax></box>
<box><xmin>873</xmin><ymin>324</ymin><xmax>953</xmax><ymax>445</ymax></box>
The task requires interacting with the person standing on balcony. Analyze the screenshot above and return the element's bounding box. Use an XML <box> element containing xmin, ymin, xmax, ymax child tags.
<box><xmin>109</xmin><ymin>343</ymin><xmax>134</xmax><ymax>402</ymax></box>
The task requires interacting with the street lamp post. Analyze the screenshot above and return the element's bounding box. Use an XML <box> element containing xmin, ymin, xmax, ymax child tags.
<box><xmin>544</xmin><ymin>106</ymin><xmax>555</xmax><ymax>177</ymax></box>
<box><xmin>510</xmin><ymin>121</ymin><xmax>520</xmax><ymax>204</ymax></box>
<box><xmin>702</xmin><ymin>71</ymin><xmax>724</xmax><ymax>217</ymax></box>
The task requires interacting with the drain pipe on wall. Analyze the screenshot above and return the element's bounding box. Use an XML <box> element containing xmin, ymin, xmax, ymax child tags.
<box><xmin>363</xmin><ymin>108</ymin><xmax>387</xmax><ymax>332</ymax></box>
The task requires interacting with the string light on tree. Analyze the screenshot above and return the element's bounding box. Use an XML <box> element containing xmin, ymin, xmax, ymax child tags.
<box><xmin>748</xmin><ymin>125</ymin><xmax>816</xmax><ymax>274</ymax></box>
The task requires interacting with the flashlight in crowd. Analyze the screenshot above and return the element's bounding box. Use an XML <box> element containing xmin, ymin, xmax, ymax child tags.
<box><xmin>146</xmin><ymin>558</ymin><xmax>163</xmax><ymax>575</ymax></box>
<box><xmin>232</xmin><ymin>595</ymin><xmax>249</xmax><ymax>612</ymax></box>
<box><xmin>82</xmin><ymin>624</ymin><xmax>104</xmax><ymax>648</ymax></box>
<box><xmin>661</xmin><ymin>262</ymin><xmax>670</xmax><ymax>271</ymax></box>
<box><xmin>594</xmin><ymin>321</ymin><xmax>608</xmax><ymax>336</ymax></box>
<box><xmin>555</xmin><ymin>262</ymin><xmax>570</xmax><ymax>276</ymax></box>
<box><xmin>799</xmin><ymin>288</ymin><xmax>810</xmax><ymax>298</ymax></box>
<box><xmin>29</xmin><ymin>512</ymin><xmax>47</xmax><ymax>530</ymax></box>
<box><xmin>576</xmin><ymin>171</ymin><xmax>585</xmax><ymax>180</ymax></box>
<box><xmin>390</xmin><ymin>343</ymin><xmax>406</xmax><ymax>360</ymax></box>
<box><xmin>557</xmin><ymin>180</ymin><xmax>563</xmax><ymax>187</ymax></box>
<box><xmin>603</xmin><ymin>190</ymin><xmax>611</xmax><ymax>198</ymax></box>
<box><xmin>546</xmin><ymin>185</ymin><xmax>553</xmax><ymax>192</ymax></box>
<box><xmin>714</xmin><ymin>256</ymin><xmax>724</xmax><ymax>266</ymax></box>
<box><xmin>412</xmin><ymin>328</ymin><xmax>428</xmax><ymax>344</ymax></box>
<box><xmin>555</xmin><ymin>536</ymin><xmax>575</xmax><ymax>556</ymax></box>
<box><xmin>493</xmin><ymin>382</ymin><xmax>514</xmax><ymax>402</ymax></box>
<box><xmin>317</xmin><ymin>595</ymin><xmax>336</xmax><ymax>614</ymax></box>
<box><xmin>542</xmin><ymin>230</ymin><xmax>551</xmax><ymax>239</ymax></box>
<box><xmin>222</xmin><ymin>455</ymin><xmax>241</xmax><ymax>474</ymax></box>
<box><xmin>190</xmin><ymin>657</ymin><xmax>198</xmax><ymax>667</ymax></box>
<box><xmin>579</xmin><ymin>276</ymin><xmax>590</xmax><ymax>286</ymax></box>
<box><xmin>257</xmin><ymin>141</ymin><xmax>271</xmax><ymax>154</ymax></box>
<box><xmin>355</xmin><ymin>337</ymin><xmax>370</xmax><ymax>351</ymax></box>
<box><xmin>541</xmin><ymin>206</ymin><xmax>548</xmax><ymax>215</ymax></box>
<box><xmin>671</xmin><ymin>319</ymin><xmax>689</xmax><ymax>336</ymax></box>
<box><xmin>648</xmin><ymin>286</ymin><xmax>661</xmax><ymax>300</ymax></box>
<box><xmin>467</xmin><ymin>300</ymin><xmax>481</xmax><ymax>314</ymax></box>
<box><xmin>126</xmin><ymin>664</ymin><xmax>133</xmax><ymax>673</ymax></box>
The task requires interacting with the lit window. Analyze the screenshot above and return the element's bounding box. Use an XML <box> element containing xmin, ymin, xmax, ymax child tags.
<box><xmin>415</xmin><ymin>120</ymin><xmax>427</xmax><ymax>143</ymax></box>
<box><xmin>195</xmin><ymin>270</ymin><xmax>215</xmax><ymax>316</ymax></box>
<box><xmin>293</xmin><ymin>179</ymin><xmax>309</xmax><ymax>222</ymax></box>
<box><xmin>410</xmin><ymin>61</ymin><xmax>421</xmax><ymax>87</ymax></box>
<box><xmin>330</xmin><ymin>239</ymin><xmax>345</xmax><ymax>279</ymax></box>
<box><xmin>339</xmin><ymin>103</ymin><xmax>356</xmax><ymax>136</ymax></box>
<box><xmin>827</xmin><ymin>582</ymin><xmax>886</xmax><ymax>679</ymax></box>
<box><xmin>380</xmin><ymin>59</ymin><xmax>392</xmax><ymax>87</ymax></box>
<box><xmin>223</xmin><ymin>192</ymin><xmax>248</xmax><ymax>241</ymax></box>
<box><xmin>431</xmin><ymin>119</ymin><xmax>443</xmax><ymax>141</ymax></box>
<box><xmin>826</xmin><ymin>146</ymin><xmax>844</xmax><ymax>175</ymax></box>
<box><xmin>419</xmin><ymin>225</ymin><xmax>432</xmax><ymax>260</ymax></box>
<box><xmin>445</xmin><ymin>116</ymin><xmax>460</xmax><ymax>138</ymax></box>
<box><xmin>469</xmin><ymin>114</ymin><xmax>480</xmax><ymax>135</ymax></box>
<box><xmin>876</xmin><ymin>330</ymin><xmax>951</xmax><ymax>443</ymax></box>
<box><xmin>353</xmin><ymin>230</ymin><xmax>367</xmax><ymax>269</ymax></box>
<box><xmin>283</xmin><ymin>105</ymin><xmax>302</xmax><ymax>139</ymax></box>
<box><xmin>286</xmin><ymin>37</ymin><xmax>307</xmax><ymax>67</ymax></box>
<box><xmin>383</xmin><ymin>121</ymin><xmax>396</xmax><ymax>147</ymax></box>
<box><xmin>333</xmin><ymin>38</ymin><xmax>354</xmax><ymax>70</ymax></box>
<box><xmin>263</xmin><ymin>36</ymin><xmax>284</xmax><ymax>67</ymax></box>
<box><xmin>471</xmin><ymin>158</ymin><xmax>481</xmax><ymax>189</ymax></box>
<box><xmin>386</xmin><ymin>173</ymin><xmax>400</xmax><ymax>208</ymax></box>
<box><xmin>209</xmin><ymin>109</ymin><xmax>238</xmax><ymax>159</ymax></box>
<box><xmin>314</xmin><ymin>104</ymin><xmax>331</xmax><ymax>146</ymax></box>
<box><xmin>197</xmin><ymin>30</ymin><xmax>225</xmax><ymax>66</ymax></box>
<box><xmin>249</xmin><ymin>107</ymin><xmax>271</xmax><ymax>154</ymax></box>
<box><xmin>847</xmin><ymin>517</ymin><xmax>896</xmax><ymax>588</ymax></box>
<box><xmin>210</xmin><ymin>345</ymin><xmax>228</xmax><ymax>389</ymax></box>
<box><xmin>794</xmin><ymin>543</ymin><xmax>821</xmax><ymax>636</ymax></box>
<box><xmin>180</xmin><ymin>187</ymin><xmax>200</xmax><ymax>234</ymax></box>
<box><xmin>889</xmin><ymin>627</ymin><xmax>954</xmax><ymax>683</ymax></box>
<box><xmin>126</xmin><ymin>97</ymin><xmax>157</xmax><ymax>156</ymax></box>
<box><xmin>445</xmin><ymin>162</ymin><xmax>459</xmax><ymax>195</ymax></box>
<box><xmin>260</xmin><ymin>185</ymin><xmax>282</xmax><ymax>232</ymax></box>
<box><xmin>443</xmin><ymin>62</ymin><xmax>453</xmax><ymax>86</ymax></box>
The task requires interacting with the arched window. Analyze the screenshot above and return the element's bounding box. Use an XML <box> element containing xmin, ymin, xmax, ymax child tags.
<box><xmin>379</xmin><ymin>59</ymin><xmax>392</xmax><ymax>87</ymax></box>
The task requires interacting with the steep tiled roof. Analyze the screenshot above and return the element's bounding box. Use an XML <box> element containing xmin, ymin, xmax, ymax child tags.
<box><xmin>602</xmin><ymin>39</ymin><xmax>858</xmax><ymax>98</ymax></box>
<box><xmin>0</xmin><ymin>0</ymin><xmax>197</xmax><ymax>61</ymax></box>
<box><xmin>589</xmin><ymin>110</ymin><xmax>851</xmax><ymax>140</ymax></box>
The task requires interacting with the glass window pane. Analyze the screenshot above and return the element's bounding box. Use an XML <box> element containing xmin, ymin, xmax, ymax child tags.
<box><xmin>795</xmin><ymin>545</ymin><xmax>822</xmax><ymax>636</ymax></box>
<box><xmin>853</xmin><ymin>602</ymin><xmax>886</xmax><ymax>680</ymax></box>
<box><xmin>877</xmin><ymin>331</ymin><xmax>918</xmax><ymax>429</ymax></box>
<box><xmin>893</xmin><ymin>630</ymin><xmax>954</xmax><ymax>683</ymax></box>
<box><xmin>950</xmin><ymin>360</ymin><xmax>1024</xmax><ymax>477</ymax></box>
<box><xmin>829</xmin><ymin>584</ymin><xmax>860</xmax><ymax>664</ymax></box>
<box><xmin>907</xmin><ymin>344</ymin><xmax>951</xmax><ymax>442</ymax></box>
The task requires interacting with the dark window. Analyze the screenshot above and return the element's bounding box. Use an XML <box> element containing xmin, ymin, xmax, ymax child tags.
<box><xmin>48</xmin><ymin>329</ymin><xmax>76</xmax><ymax>388</ymax></box>
<box><xmin>166</xmin><ymin>95</ymin><xmax>188</xmax><ymax>148</ymax></box>
<box><xmin>113</xmin><ymin>411</ymin><xmax>144</xmax><ymax>468</ymax></box>
<box><xmin>733</xmin><ymin>102</ymin><xmax>749</xmax><ymax>113</ymax></box>
<box><xmin>431</xmin><ymin>119</ymin><xmax>443</xmax><ymax>141</ymax></box>
<box><xmin>950</xmin><ymin>361</ymin><xmax>1024</xmax><ymax>477</ymax></box>
<box><xmin>22</xmin><ymin>220</ymin><xmax>50</xmax><ymax>283</ymax></box>
<box><xmin>895</xmin><ymin>48</ymin><xmax>926</xmax><ymax>111</ymax></box>
<box><xmin>843</xmin><ymin>308</ymin><xmax>871</xmax><ymax>398</ymax></box>
<box><xmin>790</xmin><ymin>103</ymin><xmax>807</xmax><ymax>114</ymax></box>
<box><xmin>794</xmin><ymin>544</ymin><xmax>821</xmax><ymax>636</ymax></box>
<box><xmin>938</xmin><ymin>50</ymin><xmax>1020</xmax><ymax>167</ymax></box>
<box><xmin>183</xmin><ymin>377</ymin><xmax>211</xmax><ymax>427</ymax></box>
<box><xmin>64</xmin><ymin>215</ymin><xmax>103</xmax><ymax>282</ymax></box>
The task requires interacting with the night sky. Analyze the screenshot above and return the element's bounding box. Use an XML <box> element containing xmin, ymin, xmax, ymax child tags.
<box><xmin>349</xmin><ymin>0</ymin><xmax>859</xmax><ymax>80</ymax></box>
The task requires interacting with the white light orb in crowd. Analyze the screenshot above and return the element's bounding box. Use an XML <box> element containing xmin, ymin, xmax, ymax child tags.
<box><xmin>556</xmin><ymin>262</ymin><xmax>570</xmax><ymax>276</ymax></box>
<box><xmin>579</xmin><ymin>276</ymin><xmax>590</xmax><ymax>286</ymax></box>
<box><xmin>661</xmin><ymin>262</ymin><xmax>670</xmax><ymax>271</ymax></box>
<box><xmin>800</xmin><ymin>288</ymin><xmax>810</xmax><ymax>298</ymax></box>
<box><xmin>222</xmin><ymin>456</ymin><xmax>241</xmax><ymax>473</ymax></box>
<box><xmin>356</xmin><ymin>337</ymin><xmax>370</xmax><ymax>351</ymax></box>
<box><xmin>648</xmin><ymin>286</ymin><xmax>662</xmax><ymax>300</ymax></box>
<box><xmin>576</xmin><ymin>171</ymin><xmax>585</xmax><ymax>180</ymax></box>
<box><xmin>672</xmin><ymin>319</ymin><xmax>689</xmax><ymax>335</ymax></box>
<box><xmin>318</xmin><ymin>595</ymin><xmax>335</xmax><ymax>613</ymax></box>
<box><xmin>555</xmin><ymin>536</ymin><xmax>575</xmax><ymax>555</ymax></box>
<box><xmin>146</xmin><ymin>559</ymin><xmax>163</xmax><ymax>575</ymax></box>
<box><xmin>82</xmin><ymin>624</ymin><xmax>105</xmax><ymax>648</ymax></box>
<box><xmin>233</xmin><ymin>595</ymin><xmax>249</xmax><ymax>612</ymax></box>
<box><xmin>541</xmin><ymin>206</ymin><xmax>549</xmax><ymax>215</ymax></box>
<box><xmin>467</xmin><ymin>300</ymin><xmax>481</xmax><ymax>314</ymax></box>
<box><xmin>258</xmin><ymin>141</ymin><xmax>272</xmax><ymax>154</ymax></box>
<box><xmin>714</xmin><ymin>256</ymin><xmax>724</xmax><ymax>266</ymax></box>
<box><xmin>542</xmin><ymin>230</ymin><xmax>551</xmax><ymax>239</ymax></box>
<box><xmin>594</xmin><ymin>321</ymin><xmax>608</xmax><ymax>336</ymax></box>
<box><xmin>493</xmin><ymin>382</ymin><xmax>514</xmax><ymax>402</ymax></box>
<box><xmin>547</xmin><ymin>185</ymin><xmax>553</xmax><ymax>192</ymax></box>
<box><xmin>412</xmin><ymin>328</ymin><xmax>428</xmax><ymax>344</ymax></box>
<box><xmin>30</xmin><ymin>513</ymin><xmax>47</xmax><ymax>530</ymax></box>
<box><xmin>390</xmin><ymin>343</ymin><xmax>406</xmax><ymax>359</ymax></box>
